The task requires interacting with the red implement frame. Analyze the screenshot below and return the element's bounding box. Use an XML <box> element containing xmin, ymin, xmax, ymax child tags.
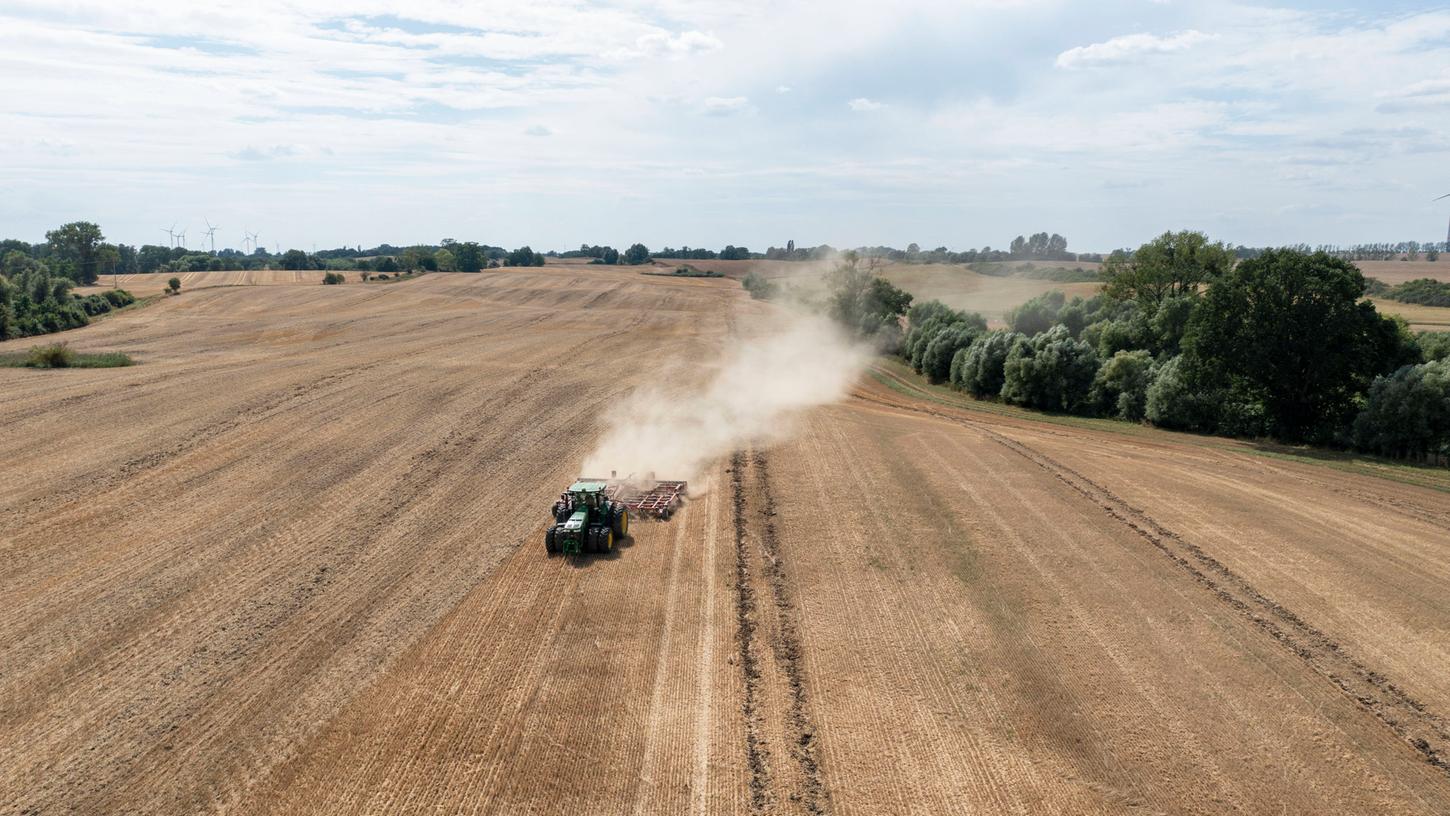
<box><xmin>583</xmin><ymin>478</ymin><xmax>688</xmax><ymax>520</ymax></box>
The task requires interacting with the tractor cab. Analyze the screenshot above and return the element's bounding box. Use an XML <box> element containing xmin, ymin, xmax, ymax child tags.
<box><xmin>546</xmin><ymin>481</ymin><xmax>625</xmax><ymax>556</ymax></box>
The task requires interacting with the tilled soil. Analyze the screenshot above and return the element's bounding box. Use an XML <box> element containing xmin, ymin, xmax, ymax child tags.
<box><xmin>4</xmin><ymin>269</ymin><xmax>1450</xmax><ymax>814</ymax></box>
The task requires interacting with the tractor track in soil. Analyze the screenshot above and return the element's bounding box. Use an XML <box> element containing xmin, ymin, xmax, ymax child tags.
<box><xmin>729</xmin><ymin>449</ymin><xmax>828</xmax><ymax>815</ymax></box>
<box><xmin>854</xmin><ymin>388</ymin><xmax>1450</xmax><ymax>778</ymax></box>
<box><xmin>730</xmin><ymin>452</ymin><xmax>771</xmax><ymax>811</ymax></box>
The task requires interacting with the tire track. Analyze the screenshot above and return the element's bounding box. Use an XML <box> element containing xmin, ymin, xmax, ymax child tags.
<box><xmin>855</xmin><ymin>389</ymin><xmax>1450</xmax><ymax>779</ymax></box>
<box><xmin>750</xmin><ymin>451</ymin><xmax>827</xmax><ymax>816</ymax></box>
<box><xmin>730</xmin><ymin>449</ymin><xmax>829</xmax><ymax>814</ymax></box>
<box><xmin>730</xmin><ymin>451</ymin><xmax>770</xmax><ymax>812</ymax></box>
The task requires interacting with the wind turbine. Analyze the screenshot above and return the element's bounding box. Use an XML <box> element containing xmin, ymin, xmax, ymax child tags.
<box><xmin>177</xmin><ymin>229</ymin><xmax>187</xmax><ymax>250</ymax></box>
<box><xmin>203</xmin><ymin>218</ymin><xmax>220</xmax><ymax>255</ymax></box>
<box><xmin>247</xmin><ymin>230</ymin><xmax>260</xmax><ymax>254</ymax></box>
<box><xmin>162</xmin><ymin>223</ymin><xmax>177</xmax><ymax>248</ymax></box>
<box><xmin>1438</xmin><ymin>193</ymin><xmax>1450</xmax><ymax>251</ymax></box>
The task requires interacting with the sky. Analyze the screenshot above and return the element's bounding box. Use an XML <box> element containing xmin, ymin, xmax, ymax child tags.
<box><xmin>2</xmin><ymin>0</ymin><xmax>1449</xmax><ymax>253</ymax></box>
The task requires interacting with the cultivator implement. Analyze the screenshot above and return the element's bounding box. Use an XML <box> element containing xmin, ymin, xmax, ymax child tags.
<box><xmin>579</xmin><ymin>474</ymin><xmax>689</xmax><ymax>520</ymax></box>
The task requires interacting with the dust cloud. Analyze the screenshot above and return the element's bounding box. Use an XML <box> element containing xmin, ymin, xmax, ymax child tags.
<box><xmin>580</xmin><ymin>308</ymin><xmax>871</xmax><ymax>486</ymax></box>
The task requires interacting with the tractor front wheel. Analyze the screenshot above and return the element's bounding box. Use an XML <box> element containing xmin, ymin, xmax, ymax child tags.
<box><xmin>613</xmin><ymin>508</ymin><xmax>629</xmax><ymax>540</ymax></box>
<box><xmin>545</xmin><ymin>525</ymin><xmax>558</xmax><ymax>556</ymax></box>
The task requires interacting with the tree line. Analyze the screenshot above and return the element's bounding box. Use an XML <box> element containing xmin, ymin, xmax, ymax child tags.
<box><xmin>0</xmin><ymin>247</ymin><xmax>135</xmax><ymax>341</ymax></box>
<box><xmin>902</xmin><ymin>231</ymin><xmax>1450</xmax><ymax>461</ymax></box>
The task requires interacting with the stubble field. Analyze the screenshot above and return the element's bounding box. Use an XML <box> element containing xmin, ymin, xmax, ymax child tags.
<box><xmin>3</xmin><ymin>267</ymin><xmax>1450</xmax><ymax>814</ymax></box>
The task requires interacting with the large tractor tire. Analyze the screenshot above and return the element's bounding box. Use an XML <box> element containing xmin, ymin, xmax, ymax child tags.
<box><xmin>613</xmin><ymin>507</ymin><xmax>629</xmax><ymax>540</ymax></box>
<box><xmin>545</xmin><ymin>525</ymin><xmax>558</xmax><ymax>556</ymax></box>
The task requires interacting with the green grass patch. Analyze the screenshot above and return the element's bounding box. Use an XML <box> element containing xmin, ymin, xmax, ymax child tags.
<box><xmin>870</xmin><ymin>357</ymin><xmax>1450</xmax><ymax>493</ymax></box>
<box><xmin>0</xmin><ymin>342</ymin><xmax>135</xmax><ymax>369</ymax></box>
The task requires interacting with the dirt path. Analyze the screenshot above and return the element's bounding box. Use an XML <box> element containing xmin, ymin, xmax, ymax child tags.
<box><xmin>5</xmin><ymin>273</ymin><xmax>1450</xmax><ymax>814</ymax></box>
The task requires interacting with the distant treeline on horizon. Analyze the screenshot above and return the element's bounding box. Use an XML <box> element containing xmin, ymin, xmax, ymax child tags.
<box><xmin>4</xmin><ymin>221</ymin><xmax>1448</xmax><ymax>284</ymax></box>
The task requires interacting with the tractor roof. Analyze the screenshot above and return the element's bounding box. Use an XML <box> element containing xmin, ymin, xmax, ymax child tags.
<box><xmin>568</xmin><ymin>480</ymin><xmax>608</xmax><ymax>493</ymax></box>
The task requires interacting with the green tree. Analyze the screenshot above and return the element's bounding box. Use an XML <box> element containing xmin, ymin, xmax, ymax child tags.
<box><xmin>375</xmin><ymin>256</ymin><xmax>399</xmax><ymax>273</ymax></box>
<box><xmin>168</xmin><ymin>277</ymin><xmax>181</xmax><ymax>294</ymax></box>
<box><xmin>1001</xmin><ymin>325</ymin><xmax>1099</xmax><ymax>413</ymax></box>
<box><xmin>45</xmin><ymin>221</ymin><xmax>105</xmax><ymax>284</ymax></box>
<box><xmin>454</xmin><ymin>242</ymin><xmax>484</xmax><ymax>273</ymax></box>
<box><xmin>1351</xmin><ymin>360</ymin><xmax>1450</xmax><ymax>457</ymax></box>
<box><xmin>1102</xmin><ymin>231</ymin><xmax>1234</xmax><ymax>307</ymax></box>
<box><xmin>280</xmin><ymin>249</ymin><xmax>311</xmax><ymax>270</ymax></box>
<box><xmin>506</xmin><ymin>246</ymin><xmax>545</xmax><ymax>267</ymax></box>
<box><xmin>952</xmin><ymin>330</ymin><xmax>1021</xmax><ymax>397</ymax></box>
<box><xmin>434</xmin><ymin>248</ymin><xmax>456</xmax><ymax>272</ymax></box>
<box><xmin>137</xmin><ymin>244</ymin><xmax>171</xmax><ymax>273</ymax></box>
<box><xmin>1419</xmin><ymin>331</ymin><xmax>1450</xmax><ymax>362</ymax></box>
<box><xmin>1091</xmin><ymin>349</ymin><xmax>1153</xmax><ymax>421</ymax></box>
<box><xmin>920</xmin><ymin>320</ymin><xmax>985</xmax><ymax>383</ymax></box>
<box><xmin>1145</xmin><ymin>355</ymin><xmax>1226</xmax><ymax>431</ymax></box>
<box><xmin>0</xmin><ymin>273</ymin><xmax>14</xmax><ymax>340</ymax></box>
<box><xmin>624</xmin><ymin>243</ymin><xmax>651</xmax><ymax>265</ymax></box>
<box><xmin>1006</xmin><ymin>290</ymin><xmax>1066</xmax><ymax>336</ymax></box>
<box><xmin>827</xmin><ymin>254</ymin><xmax>913</xmax><ymax>347</ymax></box>
<box><xmin>1183</xmin><ymin>249</ymin><xmax>1413</xmax><ymax>441</ymax></box>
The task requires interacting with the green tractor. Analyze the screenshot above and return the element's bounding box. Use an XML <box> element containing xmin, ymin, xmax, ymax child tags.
<box><xmin>545</xmin><ymin>480</ymin><xmax>629</xmax><ymax>556</ymax></box>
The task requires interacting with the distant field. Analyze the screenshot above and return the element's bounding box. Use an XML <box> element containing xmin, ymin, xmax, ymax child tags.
<box><xmin>668</xmin><ymin>258</ymin><xmax>1101</xmax><ymax>324</ymax></box>
<box><xmin>78</xmin><ymin>269</ymin><xmax>329</xmax><ymax>295</ymax></box>
<box><xmin>1358</xmin><ymin>259</ymin><xmax>1450</xmax><ymax>285</ymax></box>
<box><xmin>674</xmin><ymin>257</ymin><xmax>1450</xmax><ymax>330</ymax></box>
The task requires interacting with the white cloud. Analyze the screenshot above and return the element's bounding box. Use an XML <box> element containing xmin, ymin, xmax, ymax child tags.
<box><xmin>703</xmin><ymin>96</ymin><xmax>751</xmax><ymax>115</ymax></box>
<box><xmin>607</xmin><ymin>28</ymin><xmax>723</xmax><ymax>60</ymax></box>
<box><xmin>524</xmin><ymin>125</ymin><xmax>553</xmax><ymax>137</ymax></box>
<box><xmin>1055</xmin><ymin>30</ymin><xmax>1214</xmax><ymax>69</ymax></box>
<box><xmin>776</xmin><ymin>84</ymin><xmax>792</xmax><ymax>94</ymax></box>
<box><xmin>847</xmin><ymin>97</ymin><xmax>883</xmax><ymax>112</ymax></box>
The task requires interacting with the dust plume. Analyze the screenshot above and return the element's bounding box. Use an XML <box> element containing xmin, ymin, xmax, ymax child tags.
<box><xmin>581</xmin><ymin>308</ymin><xmax>871</xmax><ymax>486</ymax></box>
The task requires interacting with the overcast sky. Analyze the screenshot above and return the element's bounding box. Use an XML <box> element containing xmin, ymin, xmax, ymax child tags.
<box><xmin>2</xmin><ymin>0</ymin><xmax>1449</xmax><ymax>253</ymax></box>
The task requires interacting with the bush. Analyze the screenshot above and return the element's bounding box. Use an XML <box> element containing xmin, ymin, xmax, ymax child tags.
<box><xmin>26</xmin><ymin>342</ymin><xmax>74</xmax><ymax>368</ymax></box>
<box><xmin>903</xmin><ymin>301</ymin><xmax>984</xmax><ymax>375</ymax></box>
<box><xmin>1419</xmin><ymin>331</ymin><xmax>1450</xmax><ymax>363</ymax></box>
<box><xmin>1351</xmin><ymin>360</ymin><xmax>1450</xmax><ymax>457</ymax></box>
<box><xmin>103</xmin><ymin>289</ymin><xmax>135</xmax><ymax>308</ymax></box>
<box><xmin>1386</xmin><ymin>278</ymin><xmax>1450</xmax><ymax>307</ymax></box>
<box><xmin>1145</xmin><ymin>355</ymin><xmax>1222</xmax><ymax>432</ymax></box>
<box><xmin>1091</xmin><ymin>349</ymin><xmax>1153</xmax><ymax>421</ymax></box>
<box><xmin>168</xmin><ymin>277</ymin><xmax>181</xmax><ymax>294</ymax></box>
<box><xmin>920</xmin><ymin>320</ymin><xmax>985</xmax><ymax>384</ymax></box>
<box><xmin>1001</xmin><ymin>325</ymin><xmax>1099</xmax><ymax>413</ymax></box>
<box><xmin>322</xmin><ymin>272</ymin><xmax>345</xmax><ymax>285</ymax></box>
<box><xmin>742</xmin><ymin>270</ymin><xmax>777</xmax><ymax>300</ymax></box>
<box><xmin>951</xmin><ymin>330</ymin><xmax>1021</xmax><ymax>397</ymax></box>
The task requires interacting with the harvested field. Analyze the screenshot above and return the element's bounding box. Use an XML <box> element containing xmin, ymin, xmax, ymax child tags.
<box><xmin>4</xmin><ymin>267</ymin><xmax>1450</xmax><ymax>814</ymax></box>
<box><xmin>1359</xmin><ymin>260</ymin><xmax>1450</xmax><ymax>286</ymax></box>
<box><xmin>670</xmin><ymin>258</ymin><xmax>1099</xmax><ymax>324</ymax></box>
<box><xmin>76</xmin><ymin>268</ymin><xmax>330</xmax><ymax>295</ymax></box>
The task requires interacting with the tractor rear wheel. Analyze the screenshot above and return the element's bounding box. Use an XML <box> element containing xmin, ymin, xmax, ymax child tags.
<box><xmin>601</xmin><ymin>528</ymin><xmax>614</xmax><ymax>553</ymax></box>
<box><xmin>613</xmin><ymin>508</ymin><xmax>629</xmax><ymax>540</ymax></box>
